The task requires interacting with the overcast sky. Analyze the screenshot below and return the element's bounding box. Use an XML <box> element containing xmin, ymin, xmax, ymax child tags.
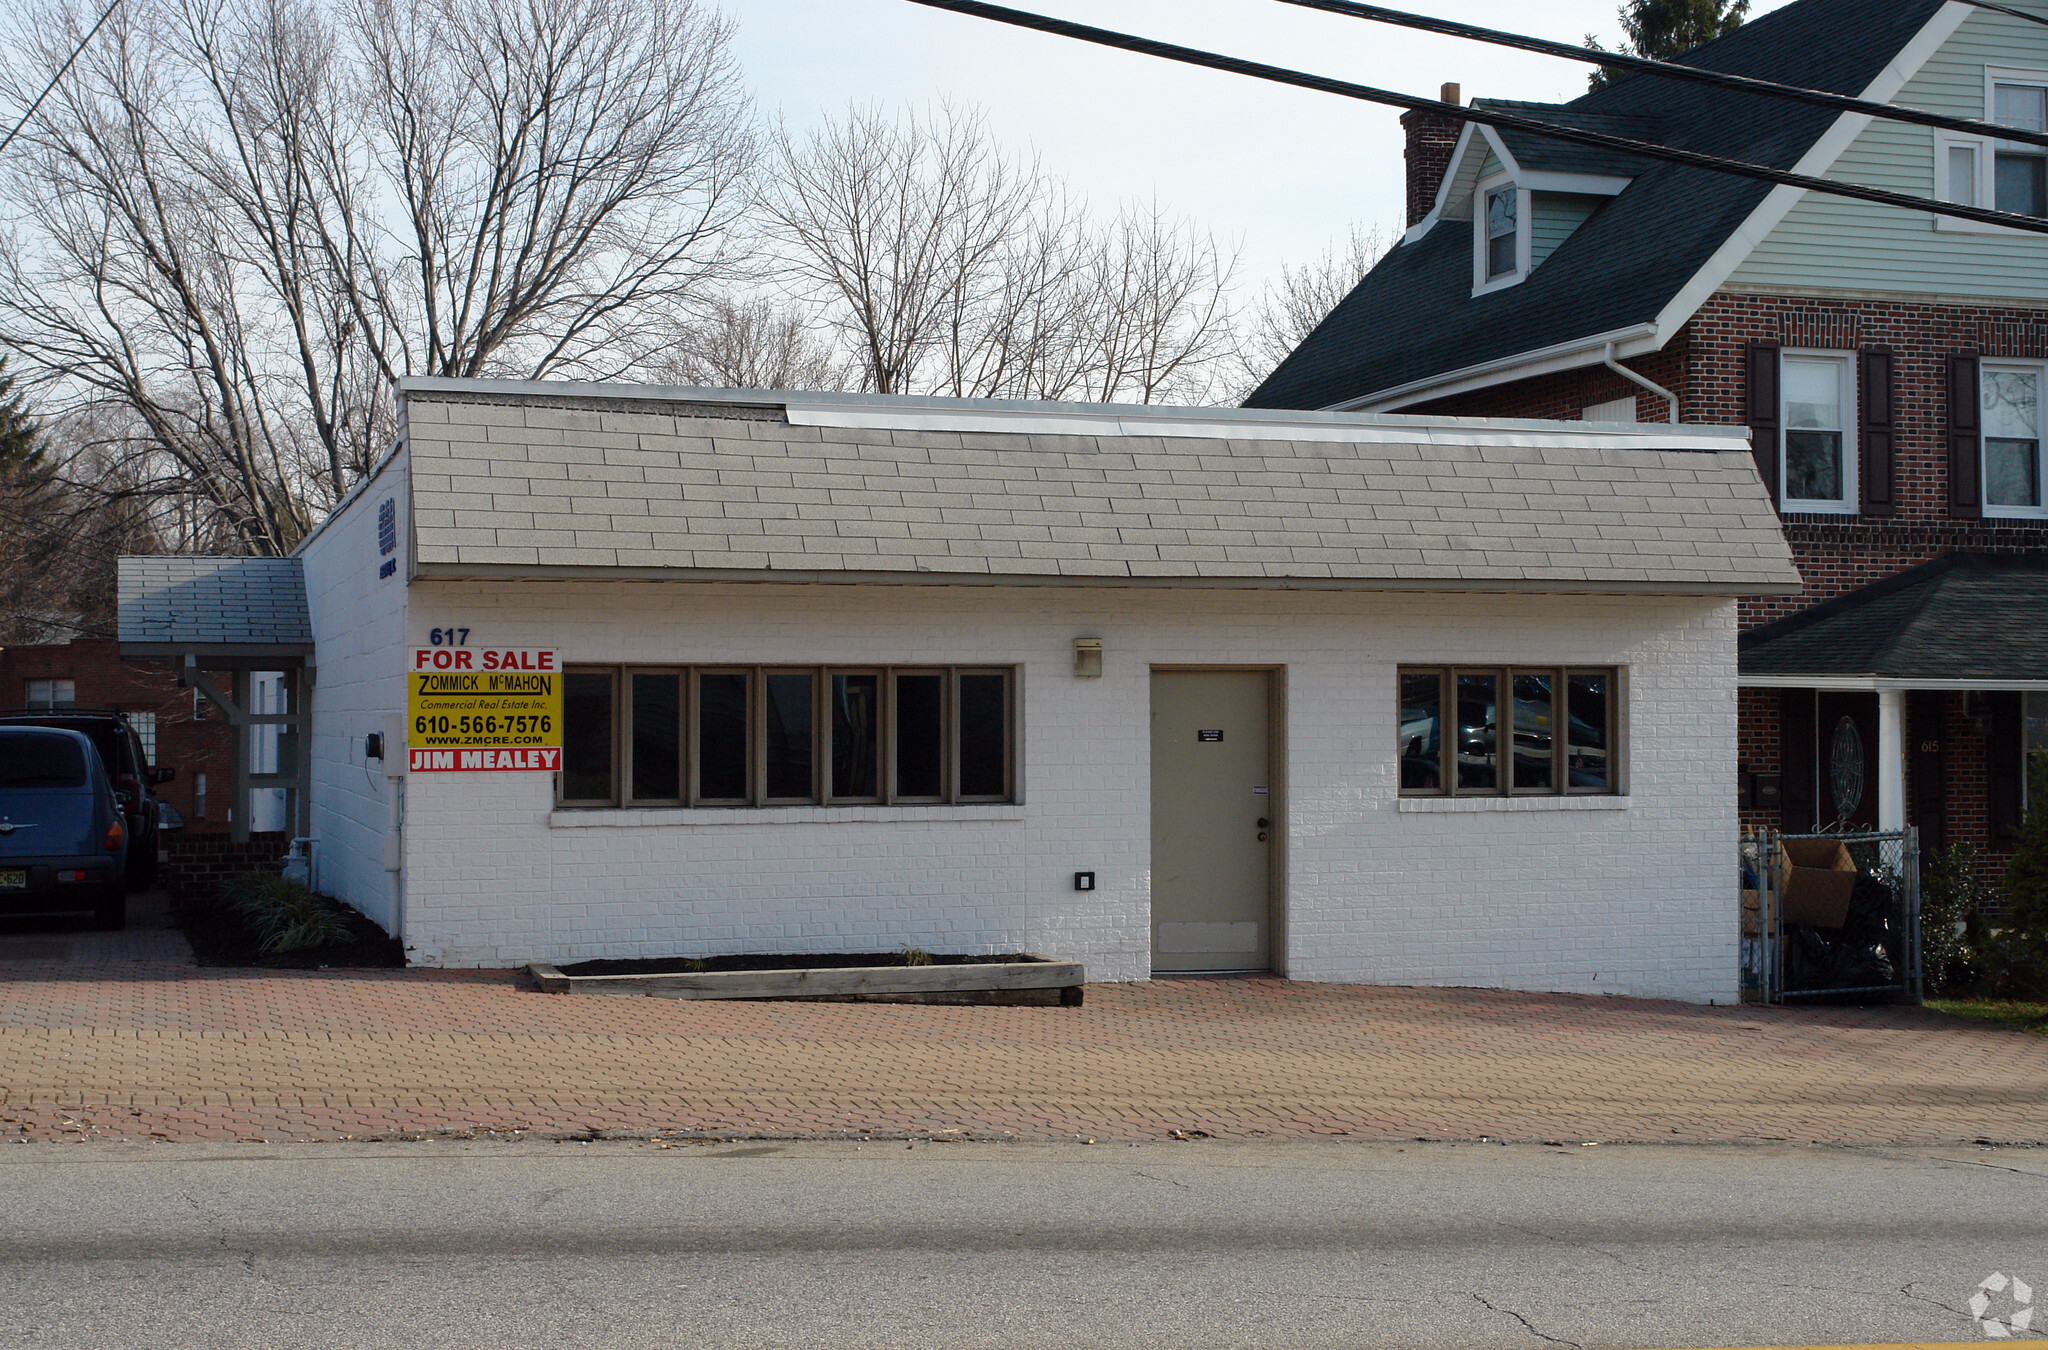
<box><xmin>728</xmin><ymin>0</ymin><xmax>1795</xmax><ymax>293</ymax></box>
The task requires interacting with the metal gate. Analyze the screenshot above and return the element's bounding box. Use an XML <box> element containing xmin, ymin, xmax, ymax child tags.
<box><xmin>1742</xmin><ymin>827</ymin><xmax>1921</xmax><ymax>1004</ymax></box>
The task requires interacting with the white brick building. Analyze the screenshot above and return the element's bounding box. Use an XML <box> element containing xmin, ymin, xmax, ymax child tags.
<box><xmin>275</xmin><ymin>378</ymin><xmax>1796</xmax><ymax>1001</ymax></box>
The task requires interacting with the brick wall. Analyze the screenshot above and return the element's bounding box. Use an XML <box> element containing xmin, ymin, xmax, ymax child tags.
<box><xmin>1401</xmin><ymin>102</ymin><xmax>1465</xmax><ymax>228</ymax></box>
<box><xmin>354</xmin><ymin>575</ymin><xmax>1744</xmax><ymax>1003</ymax></box>
<box><xmin>0</xmin><ymin>638</ymin><xmax>234</xmax><ymax>823</ymax></box>
<box><xmin>159</xmin><ymin>831</ymin><xmax>293</xmax><ymax>903</ymax></box>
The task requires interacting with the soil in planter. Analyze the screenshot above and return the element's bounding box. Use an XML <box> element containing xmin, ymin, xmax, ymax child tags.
<box><xmin>558</xmin><ymin>951</ymin><xmax>1047</xmax><ymax>977</ymax></box>
<box><xmin>177</xmin><ymin>895</ymin><xmax>405</xmax><ymax>970</ymax></box>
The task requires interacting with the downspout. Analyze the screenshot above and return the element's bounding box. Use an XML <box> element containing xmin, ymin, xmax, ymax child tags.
<box><xmin>1604</xmin><ymin>342</ymin><xmax>1678</xmax><ymax>425</ymax></box>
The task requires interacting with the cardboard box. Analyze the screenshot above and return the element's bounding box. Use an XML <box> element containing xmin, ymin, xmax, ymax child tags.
<box><xmin>1775</xmin><ymin>838</ymin><xmax>1858</xmax><ymax>929</ymax></box>
<box><xmin>1740</xmin><ymin>888</ymin><xmax>1761</xmax><ymax>938</ymax></box>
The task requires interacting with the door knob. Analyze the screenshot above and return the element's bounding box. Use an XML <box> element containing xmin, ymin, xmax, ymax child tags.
<box><xmin>1256</xmin><ymin>818</ymin><xmax>1270</xmax><ymax>829</ymax></box>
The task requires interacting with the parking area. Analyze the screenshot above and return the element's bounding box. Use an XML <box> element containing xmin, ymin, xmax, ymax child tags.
<box><xmin>2</xmin><ymin>893</ymin><xmax>2045</xmax><ymax>1146</ymax></box>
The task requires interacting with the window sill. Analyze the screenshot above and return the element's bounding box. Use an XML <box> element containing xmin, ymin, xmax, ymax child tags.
<box><xmin>1398</xmin><ymin>795</ymin><xmax>1629</xmax><ymax>813</ymax></box>
<box><xmin>548</xmin><ymin>803</ymin><xmax>1027</xmax><ymax>828</ymax></box>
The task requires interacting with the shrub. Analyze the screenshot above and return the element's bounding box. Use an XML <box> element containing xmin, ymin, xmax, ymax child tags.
<box><xmin>1988</xmin><ymin>751</ymin><xmax>2048</xmax><ymax>999</ymax></box>
<box><xmin>1920</xmin><ymin>842</ymin><xmax>1992</xmax><ymax>995</ymax></box>
<box><xmin>216</xmin><ymin>872</ymin><xmax>354</xmax><ymax>954</ymax></box>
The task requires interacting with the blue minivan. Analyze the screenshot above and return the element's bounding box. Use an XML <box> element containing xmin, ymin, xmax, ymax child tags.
<box><xmin>0</xmin><ymin>726</ymin><xmax>129</xmax><ymax>929</ymax></box>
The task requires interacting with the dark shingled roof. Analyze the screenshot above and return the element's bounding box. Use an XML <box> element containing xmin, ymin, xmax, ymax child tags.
<box><xmin>117</xmin><ymin>556</ymin><xmax>312</xmax><ymax>652</ymax></box>
<box><xmin>1245</xmin><ymin>0</ymin><xmax>1950</xmax><ymax>411</ymax></box>
<box><xmin>1739</xmin><ymin>553</ymin><xmax>2048</xmax><ymax>680</ymax></box>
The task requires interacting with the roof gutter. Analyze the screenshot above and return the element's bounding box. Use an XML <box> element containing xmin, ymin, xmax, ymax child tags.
<box><xmin>1603</xmin><ymin>342</ymin><xmax>1677</xmax><ymax>424</ymax></box>
<box><xmin>1327</xmin><ymin>323</ymin><xmax>1660</xmax><ymax>414</ymax></box>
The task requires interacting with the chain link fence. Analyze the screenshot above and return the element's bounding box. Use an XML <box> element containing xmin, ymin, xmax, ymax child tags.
<box><xmin>1742</xmin><ymin>827</ymin><xmax>1921</xmax><ymax>1004</ymax></box>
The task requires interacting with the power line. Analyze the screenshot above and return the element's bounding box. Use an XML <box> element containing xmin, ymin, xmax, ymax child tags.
<box><xmin>1963</xmin><ymin>0</ymin><xmax>2048</xmax><ymax>31</ymax></box>
<box><xmin>0</xmin><ymin>0</ymin><xmax>124</xmax><ymax>160</ymax></box>
<box><xmin>1274</xmin><ymin>0</ymin><xmax>2048</xmax><ymax>153</ymax></box>
<box><xmin>899</xmin><ymin>0</ymin><xmax>2048</xmax><ymax>236</ymax></box>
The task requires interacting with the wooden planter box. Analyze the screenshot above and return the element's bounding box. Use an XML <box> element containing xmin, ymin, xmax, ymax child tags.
<box><xmin>526</xmin><ymin>955</ymin><xmax>1085</xmax><ymax>1006</ymax></box>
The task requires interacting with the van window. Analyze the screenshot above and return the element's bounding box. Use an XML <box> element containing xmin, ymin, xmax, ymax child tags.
<box><xmin>0</xmin><ymin>733</ymin><xmax>88</xmax><ymax>788</ymax></box>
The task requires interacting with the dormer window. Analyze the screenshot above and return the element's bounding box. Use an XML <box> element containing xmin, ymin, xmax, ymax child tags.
<box><xmin>1472</xmin><ymin>174</ymin><xmax>1529</xmax><ymax>294</ymax></box>
<box><xmin>1485</xmin><ymin>186</ymin><xmax>1518</xmax><ymax>279</ymax></box>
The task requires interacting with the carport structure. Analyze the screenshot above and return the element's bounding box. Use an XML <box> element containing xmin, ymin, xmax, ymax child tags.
<box><xmin>116</xmin><ymin>556</ymin><xmax>314</xmax><ymax>843</ymax></box>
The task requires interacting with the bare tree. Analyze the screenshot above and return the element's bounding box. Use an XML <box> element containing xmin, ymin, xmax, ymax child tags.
<box><xmin>758</xmin><ymin>101</ymin><xmax>1240</xmax><ymax>405</ymax></box>
<box><xmin>0</xmin><ymin>0</ymin><xmax>754</xmax><ymax>554</ymax></box>
<box><xmin>1238</xmin><ymin>223</ymin><xmax>1392</xmax><ymax>395</ymax></box>
<box><xmin>654</xmin><ymin>293</ymin><xmax>848</xmax><ymax>391</ymax></box>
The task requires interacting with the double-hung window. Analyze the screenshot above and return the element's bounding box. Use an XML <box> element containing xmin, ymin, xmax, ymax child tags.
<box><xmin>560</xmin><ymin>664</ymin><xmax>1015</xmax><ymax>808</ymax></box>
<box><xmin>1473</xmin><ymin>177</ymin><xmax>1525</xmax><ymax>293</ymax></box>
<box><xmin>1984</xmin><ymin>361</ymin><xmax>2046</xmax><ymax>515</ymax></box>
<box><xmin>1398</xmin><ymin>666</ymin><xmax>1619</xmax><ymax>798</ymax></box>
<box><xmin>1780</xmin><ymin>352</ymin><xmax>1856</xmax><ymax>511</ymax></box>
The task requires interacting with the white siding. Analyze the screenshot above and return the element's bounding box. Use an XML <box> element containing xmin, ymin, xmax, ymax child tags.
<box><xmin>391</xmin><ymin>579</ymin><xmax>1739</xmax><ymax>1004</ymax></box>
<box><xmin>299</xmin><ymin>443</ymin><xmax>411</xmax><ymax>933</ymax></box>
<box><xmin>1727</xmin><ymin>4</ymin><xmax>2048</xmax><ymax>300</ymax></box>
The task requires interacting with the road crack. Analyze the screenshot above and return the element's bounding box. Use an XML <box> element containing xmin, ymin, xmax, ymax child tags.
<box><xmin>1469</xmin><ymin>1292</ymin><xmax>1583</xmax><ymax>1348</ymax></box>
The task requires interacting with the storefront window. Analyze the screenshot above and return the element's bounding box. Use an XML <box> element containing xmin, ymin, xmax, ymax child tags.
<box><xmin>559</xmin><ymin>665</ymin><xmax>1016</xmax><ymax>808</ymax></box>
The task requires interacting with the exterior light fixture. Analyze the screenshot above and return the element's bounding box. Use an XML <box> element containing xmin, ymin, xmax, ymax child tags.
<box><xmin>1073</xmin><ymin>637</ymin><xmax>1103</xmax><ymax>678</ymax></box>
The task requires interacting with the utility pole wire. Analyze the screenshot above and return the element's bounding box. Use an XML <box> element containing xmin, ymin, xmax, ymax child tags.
<box><xmin>1274</xmin><ymin>0</ymin><xmax>2048</xmax><ymax>153</ymax></box>
<box><xmin>0</xmin><ymin>0</ymin><xmax>124</xmax><ymax>159</ymax></box>
<box><xmin>898</xmin><ymin>0</ymin><xmax>2048</xmax><ymax>236</ymax></box>
<box><xmin>1963</xmin><ymin>0</ymin><xmax>2048</xmax><ymax>32</ymax></box>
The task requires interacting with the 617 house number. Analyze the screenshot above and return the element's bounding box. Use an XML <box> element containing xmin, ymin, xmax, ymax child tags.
<box><xmin>427</xmin><ymin>627</ymin><xmax>469</xmax><ymax>646</ymax></box>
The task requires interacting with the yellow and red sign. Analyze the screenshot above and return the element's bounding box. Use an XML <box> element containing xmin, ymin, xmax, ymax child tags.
<box><xmin>407</xmin><ymin>648</ymin><xmax>562</xmax><ymax>772</ymax></box>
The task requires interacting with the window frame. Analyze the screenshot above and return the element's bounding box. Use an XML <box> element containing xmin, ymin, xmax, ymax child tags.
<box><xmin>1936</xmin><ymin>67</ymin><xmax>2048</xmax><ymax>233</ymax></box>
<box><xmin>1396</xmin><ymin>665</ymin><xmax>1621</xmax><ymax>799</ymax></box>
<box><xmin>1778</xmin><ymin>348</ymin><xmax>1859</xmax><ymax>515</ymax></box>
<box><xmin>1981</xmin><ymin>358</ymin><xmax>2048</xmax><ymax>518</ymax></box>
<box><xmin>622</xmin><ymin>666</ymin><xmax>686</xmax><ymax>807</ymax></box>
<box><xmin>1471</xmin><ymin>173</ymin><xmax>1530</xmax><ymax>295</ymax></box>
<box><xmin>556</xmin><ymin>664</ymin><xmax>1019</xmax><ymax>809</ymax></box>
<box><xmin>557</xmin><ymin>665</ymin><xmax>621</xmax><ymax>807</ymax></box>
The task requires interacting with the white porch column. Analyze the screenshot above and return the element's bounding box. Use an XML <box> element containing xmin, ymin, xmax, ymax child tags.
<box><xmin>1878</xmin><ymin>687</ymin><xmax>1906</xmax><ymax>831</ymax></box>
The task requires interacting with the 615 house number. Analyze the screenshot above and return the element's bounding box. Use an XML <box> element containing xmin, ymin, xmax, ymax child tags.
<box><xmin>427</xmin><ymin>627</ymin><xmax>469</xmax><ymax>646</ymax></box>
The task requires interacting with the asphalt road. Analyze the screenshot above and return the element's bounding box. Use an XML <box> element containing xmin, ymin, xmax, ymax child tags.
<box><xmin>0</xmin><ymin>1138</ymin><xmax>2042</xmax><ymax>1349</ymax></box>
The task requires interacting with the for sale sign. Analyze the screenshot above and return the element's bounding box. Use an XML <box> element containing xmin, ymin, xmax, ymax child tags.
<box><xmin>407</xmin><ymin>648</ymin><xmax>562</xmax><ymax>771</ymax></box>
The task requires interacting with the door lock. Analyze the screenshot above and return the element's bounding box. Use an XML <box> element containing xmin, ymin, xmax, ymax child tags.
<box><xmin>1256</xmin><ymin>816</ymin><xmax>1270</xmax><ymax>841</ymax></box>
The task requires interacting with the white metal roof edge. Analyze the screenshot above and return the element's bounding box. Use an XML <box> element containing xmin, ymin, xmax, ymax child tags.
<box><xmin>412</xmin><ymin>560</ymin><xmax>1799</xmax><ymax>597</ymax></box>
<box><xmin>393</xmin><ymin>376</ymin><xmax>1751</xmax><ymax>451</ymax></box>
<box><xmin>1739</xmin><ymin>674</ymin><xmax>2048</xmax><ymax>690</ymax></box>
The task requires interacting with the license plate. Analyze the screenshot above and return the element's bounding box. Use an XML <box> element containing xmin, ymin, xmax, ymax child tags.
<box><xmin>0</xmin><ymin>870</ymin><xmax>24</xmax><ymax>890</ymax></box>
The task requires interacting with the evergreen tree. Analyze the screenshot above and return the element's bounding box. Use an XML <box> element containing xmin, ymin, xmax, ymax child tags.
<box><xmin>1586</xmin><ymin>0</ymin><xmax>1751</xmax><ymax>91</ymax></box>
<box><xmin>0</xmin><ymin>356</ymin><xmax>42</xmax><ymax>473</ymax></box>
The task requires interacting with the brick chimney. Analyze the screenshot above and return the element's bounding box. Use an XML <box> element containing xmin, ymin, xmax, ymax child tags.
<box><xmin>1400</xmin><ymin>83</ymin><xmax>1464</xmax><ymax>228</ymax></box>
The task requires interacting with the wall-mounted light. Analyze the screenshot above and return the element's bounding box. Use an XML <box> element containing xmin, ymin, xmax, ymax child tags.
<box><xmin>1073</xmin><ymin>637</ymin><xmax>1103</xmax><ymax>679</ymax></box>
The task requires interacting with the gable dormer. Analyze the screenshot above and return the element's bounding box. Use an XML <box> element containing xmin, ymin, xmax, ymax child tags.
<box><xmin>1412</xmin><ymin>106</ymin><xmax>1657</xmax><ymax>296</ymax></box>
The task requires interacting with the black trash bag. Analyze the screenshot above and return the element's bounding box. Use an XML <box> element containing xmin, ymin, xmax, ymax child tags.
<box><xmin>1783</xmin><ymin>873</ymin><xmax>1897</xmax><ymax>998</ymax></box>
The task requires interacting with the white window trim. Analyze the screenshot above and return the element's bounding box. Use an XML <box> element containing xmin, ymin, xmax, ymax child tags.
<box><xmin>1471</xmin><ymin>173</ymin><xmax>1531</xmax><ymax>297</ymax></box>
<box><xmin>1779</xmin><ymin>348</ymin><xmax>1858</xmax><ymax>515</ymax></box>
<box><xmin>1981</xmin><ymin>358</ymin><xmax>2048</xmax><ymax>519</ymax></box>
<box><xmin>1941</xmin><ymin>66</ymin><xmax>2048</xmax><ymax>233</ymax></box>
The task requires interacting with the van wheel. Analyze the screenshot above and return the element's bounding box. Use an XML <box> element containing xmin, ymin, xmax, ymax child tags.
<box><xmin>95</xmin><ymin>889</ymin><xmax>127</xmax><ymax>931</ymax></box>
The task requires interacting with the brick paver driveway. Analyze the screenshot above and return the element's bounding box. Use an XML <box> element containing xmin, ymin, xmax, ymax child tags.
<box><xmin>3</xmin><ymin>894</ymin><xmax>2044</xmax><ymax>1146</ymax></box>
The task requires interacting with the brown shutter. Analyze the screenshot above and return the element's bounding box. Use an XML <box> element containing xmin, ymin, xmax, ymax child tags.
<box><xmin>1950</xmin><ymin>353</ymin><xmax>1982</xmax><ymax>520</ymax></box>
<box><xmin>1859</xmin><ymin>347</ymin><xmax>1895</xmax><ymax>517</ymax></box>
<box><xmin>1989</xmin><ymin>691</ymin><xmax>2024</xmax><ymax>850</ymax></box>
<box><xmin>1780</xmin><ymin>688</ymin><xmax>1816</xmax><ymax>833</ymax></box>
<box><xmin>1907</xmin><ymin>690</ymin><xmax>1947</xmax><ymax>853</ymax></box>
<box><xmin>1747</xmin><ymin>341</ymin><xmax>1781</xmax><ymax>509</ymax></box>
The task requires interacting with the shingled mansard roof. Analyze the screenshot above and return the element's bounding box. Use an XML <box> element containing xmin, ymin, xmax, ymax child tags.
<box><xmin>1245</xmin><ymin>0</ymin><xmax>1954</xmax><ymax>412</ymax></box>
<box><xmin>383</xmin><ymin>379</ymin><xmax>1801</xmax><ymax>596</ymax></box>
<box><xmin>1740</xmin><ymin>552</ymin><xmax>2048</xmax><ymax>681</ymax></box>
<box><xmin>117</xmin><ymin>555</ymin><xmax>312</xmax><ymax>655</ymax></box>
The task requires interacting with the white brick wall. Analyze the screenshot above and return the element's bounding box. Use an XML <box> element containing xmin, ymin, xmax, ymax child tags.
<box><xmin>373</xmin><ymin>578</ymin><xmax>1739</xmax><ymax>1002</ymax></box>
<box><xmin>300</xmin><ymin>445</ymin><xmax>411</xmax><ymax>933</ymax></box>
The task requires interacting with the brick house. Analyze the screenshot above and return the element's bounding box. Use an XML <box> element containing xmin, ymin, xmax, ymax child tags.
<box><xmin>0</xmin><ymin>637</ymin><xmax>231</xmax><ymax>825</ymax></box>
<box><xmin>1248</xmin><ymin>0</ymin><xmax>2048</xmax><ymax>866</ymax></box>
